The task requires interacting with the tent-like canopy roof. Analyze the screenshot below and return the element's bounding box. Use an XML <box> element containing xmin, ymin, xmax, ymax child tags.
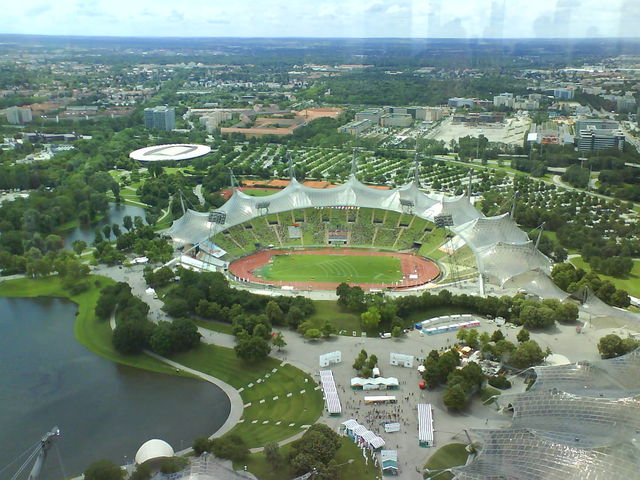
<box><xmin>165</xmin><ymin>174</ymin><xmax>553</xmax><ymax>289</ymax></box>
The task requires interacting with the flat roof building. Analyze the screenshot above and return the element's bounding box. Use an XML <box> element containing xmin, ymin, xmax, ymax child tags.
<box><xmin>380</xmin><ymin>113</ymin><xmax>413</xmax><ymax>128</ymax></box>
<box><xmin>6</xmin><ymin>106</ymin><xmax>32</xmax><ymax>125</ymax></box>
<box><xmin>338</xmin><ymin>119</ymin><xmax>373</xmax><ymax>136</ymax></box>
<box><xmin>144</xmin><ymin>105</ymin><xmax>175</xmax><ymax>131</ymax></box>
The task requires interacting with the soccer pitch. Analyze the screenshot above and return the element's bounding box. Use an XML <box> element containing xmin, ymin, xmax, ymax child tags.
<box><xmin>256</xmin><ymin>253</ymin><xmax>403</xmax><ymax>284</ymax></box>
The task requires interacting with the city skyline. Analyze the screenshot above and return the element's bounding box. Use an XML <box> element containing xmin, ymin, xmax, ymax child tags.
<box><xmin>3</xmin><ymin>0</ymin><xmax>640</xmax><ymax>39</ymax></box>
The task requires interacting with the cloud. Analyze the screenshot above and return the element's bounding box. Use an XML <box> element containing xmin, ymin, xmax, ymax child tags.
<box><xmin>2</xmin><ymin>0</ymin><xmax>636</xmax><ymax>38</ymax></box>
<box><xmin>25</xmin><ymin>3</ymin><xmax>52</xmax><ymax>17</ymax></box>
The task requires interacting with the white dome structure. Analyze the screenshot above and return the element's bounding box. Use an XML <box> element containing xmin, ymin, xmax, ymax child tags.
<box><xmin>135</xmin><ymin>439</ymin><xmax>174</xmax><ymax>465</ymax></box>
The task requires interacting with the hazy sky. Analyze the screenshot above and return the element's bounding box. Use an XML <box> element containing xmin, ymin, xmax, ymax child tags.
<box><xmin>3</xmin><ymin>0</ymin><xmax>640</xmax><ymax>38</ymax></box>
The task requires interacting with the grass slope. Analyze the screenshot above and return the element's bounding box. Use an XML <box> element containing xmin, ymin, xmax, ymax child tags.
<box><xmin>0</xmin><ymin>276</ymin><xmax>182</xmax><ymax>377</ymax></box>
<box><xmin>570</xmin><ymin>256</ymin><xmax>640</xmax><ymax>298</ymax></box>
<box><xmin>238</xmin><ymin>436</ymin><xmax>379</xmax><ymax>480</ymax></box>
<box><xmin>257</xmin><ymin>253</ymin><xmax>402</xmax><ymax>284</ymax></box>
<box><xmin>170</xmin><ymin>344</ymin><xmax>324</xmax><ymax>447</ymax></box>
<box><xmin>424</xmin><ymin>443</ymin><xmax>469</xmax><ymax>479</ymax></box>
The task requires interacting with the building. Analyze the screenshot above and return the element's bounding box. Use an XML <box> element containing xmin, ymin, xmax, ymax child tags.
<box><xmin>552</xmin><ymin>88</ymin><xmax>575</xmax><ymax>100</ymax></box>
<box><xmin>577</xmin><ymin>127</ymin><xmax>625</xmax><ymax>151</ymax></box>
<box><xmin>6</xmin><ymin>106</ymin><xmax>33</xmax><ymax>124</ymax></box>
<box><xmin>448</xmin><ymin>97</ymin><xmax>476</xmax><ymax>108</ymax></box>
<box><xmin>144</xmin><ymin>106</ymin><xmax>175</xmax><ymax>131</ymax></box>
<box><xmin>575</xmin><ymin>119</ymin><xmax>619</xmax><ymax>134</ymax></box>
<box><xmin>493</xmin><ymin>93</ymin><xmax>514</xmax><ymax>108</ymax></box>
<box><xmin>355</xmin><ymin>108</ymin><xmax>384</xmax><ymax>123</ymax></box>
<box><xmin>380</xmin><ymin>113</ymin><xmax>413</xmax><ymax>128</ymax></box>
<box><xmin>338</xmin><ymin>119</ymin><xmax>373</xmax><ymax>136</ymax></box>
<box><xmin>617</xmin><ymin>95</ymin><xmax>637</xmax><ymax>113</ymax></box>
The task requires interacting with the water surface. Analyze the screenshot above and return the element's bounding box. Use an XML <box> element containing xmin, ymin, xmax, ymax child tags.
<box><xmin>0</xmin><ymin>296</ymin><xmax>230</xmax><ymax>480</ymax></box>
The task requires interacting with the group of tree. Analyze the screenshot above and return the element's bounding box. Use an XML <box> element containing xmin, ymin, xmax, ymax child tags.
<box><xmin>296</xmin><ymin>317</ymin><xmax>336</xmax><ymax>340</ymax></box>
<box><xmin>394</xmin><ymin>289</ymin><xmax>578</xmax><ymax>329</ymax></box>
<box><xmin>352</xmin><ymin>349</ymin><xmax>378</xmax><ymax>378</ymax></box>
<box><xmin>161</xmin><ymin>268</ymin><xmax>315</xmax><ymax>328</ymax></box>
<box><xmin>597</xmin><ymin>333</ymin><xmax>640</xmax><ymax>359</ymax></box>
<box><xmin>192</xmin><ymin>434</ymin><xmax>249</xmax><ymax>463</ymax></box>
<box><xmin>286</xmin><ymin>424</ymin><xmax>343</xmax><ymax>479</ymax></box>
<box><xmin>337</xmin><ymin>283</ymin><xmax>402</xmax><ymax>332</ymax></box>
<box><xmin>552</xmin><ymin>263</ymin><xmax>630</xmax><ymax>308</ymax></box>
<box><xmin>97</xmin><ymin>282</ymin><xmax>201</xmax><ymax>356</ymax></box>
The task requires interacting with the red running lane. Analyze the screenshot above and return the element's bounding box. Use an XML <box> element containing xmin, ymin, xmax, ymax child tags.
<box><xmin>228</xmin><ymin>248</ymin><xmax>440</xmax><ymax>291</ymax></box>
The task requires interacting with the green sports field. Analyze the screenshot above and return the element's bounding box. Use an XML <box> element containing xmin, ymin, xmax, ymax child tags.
<box><xmin>255</xmin><ymin>253</ymin><xmax>403</xmax><ymax>283</ymax></box>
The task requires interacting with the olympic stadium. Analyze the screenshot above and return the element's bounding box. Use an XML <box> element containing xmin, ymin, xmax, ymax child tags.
<box><xmin>166</xmin><ymin>163</ymin><xmax>566</xmax><ymax>298</ymax></box>
<box><xmin>129</xmin><ymin>143</ymin><xmax>211</xmax><ymax>162</ymax></box>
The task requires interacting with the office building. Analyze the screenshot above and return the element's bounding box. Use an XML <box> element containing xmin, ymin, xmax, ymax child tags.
<box><xmin>552</xmin><ymin>88</ymin><xmax>575</xmax><ymax>100</ymax></box>
<box><xmin>6</xmin><ymin>106</ymin><xmax>33</xmax><ymax>124</ymax></box>
<box><xmin>380</xmin><ymin>113</ymin><xmax>413</xmax><ymax>128</ymax></box>
<box><xmin>447</xmin><ymin>97</ymin><xmax>476</xmax><ymax>108</ymax></box>
<box><xmin>144</xmin><ymin>106</ymin><xmax>175</xmax><ymax>131</ymax></box>
<box><xmin>355</xmin><ymin>108</ymin><xmax>384</xmax><ymax>124</ymax></box>
<box><xmin>575</xmin><ymin>119</ymin><xmax>618</xmax><ymax>134</ymax></box>
<box><xmin>338</xmin><ymin>119</ymin><xmax>373</xmax><ymax>136</ymax></box>
<box><xmin>617</xmin><ymin>96</ymin><xmax>637</xmax><ymax>113</ymax></box>
<box><xmin>577</xmin><ymin>127</ymin><xmax>625</xmax><ymax>151</ymax></box>
<box><xmin>493</xmin><ymin>93</ymin><xmax>514</xmax><ymax>108</ymax></box>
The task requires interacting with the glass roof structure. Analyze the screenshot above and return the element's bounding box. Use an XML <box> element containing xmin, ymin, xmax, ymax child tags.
<box><xmin>165</xmin><ymin>174</ymin><xmax>554</xmax><ymax>289</ymax></box>
<box><xmin>451</xmin><ymin>428</ymin><xmax>640</xmax><ymax>480</ymax></box>
<box><xmin>451</xmin><ymin>349</ymin><xmax>640</xmax><ymax>480</ymax></box>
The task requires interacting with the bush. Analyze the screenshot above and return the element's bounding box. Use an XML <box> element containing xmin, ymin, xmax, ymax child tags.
<box><xmin>210</xmin><ymin>434</ymin><xmax>249</xmax><ymax>462</ymax></box>
<box><xmin>488</xmin><ymin>375</ymin><xmax>512</xmax><ymax>390</ymax></box>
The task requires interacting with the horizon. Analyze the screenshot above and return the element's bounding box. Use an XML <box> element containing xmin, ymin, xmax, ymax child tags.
<box><xmin>4</xmin><ymin>0</ymin><xmax>640</xmax><ymax>39</ymax></box>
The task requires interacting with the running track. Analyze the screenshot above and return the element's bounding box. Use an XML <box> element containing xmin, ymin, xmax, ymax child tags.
<box><xmin>228</xmin><ymin>248</ymin><xmax>440</xmax><ymax>291</ymax></box>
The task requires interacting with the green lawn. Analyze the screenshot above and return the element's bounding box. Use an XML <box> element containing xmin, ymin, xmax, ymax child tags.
<box><xmin>0</xmin><ymin>276</ymin><xmax>184</xmax><ymax>377</ymax></box>
<box><xmin>242</xmin><ymin>188</ymin><xmax>280</xmax><ymax>196</ymax></box>
<box><xmin>170</xmin><ymin>344</ymin><xmax>324</xmax><ymax>447</ymax></box>
<box><xmin>424</xmin><ymin>443</ymin><xmax>469</xmax><ymax>479</ymax></box>
<box><xmin>570</xmin><ymin>256</ymin><xmax>640</xmax><ymax>298</ymax></box>
<box><xmin>256</xmin><ymin>253</ymin><xmax>402</xmax><ymax>284</ymax></box>
<box><xmin>308</xmin><ymin>300</ymin><xmax>362</xmax><ymax>334</ymax></box>
<box><xmin>238</xmin><ymin>436</ymin><xmax>379</xmax><ymax>480</ymax></box>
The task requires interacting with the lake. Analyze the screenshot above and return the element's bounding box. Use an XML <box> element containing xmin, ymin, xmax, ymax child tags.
<box><xmin>62</xmin><ymin>203</ymin><xmax>147</xmax><ymax>248</ymax></box>
<box><xmin>0</xmin><ymin>296</ymin><xmax>230</xmax><ymax>480</ymax></box>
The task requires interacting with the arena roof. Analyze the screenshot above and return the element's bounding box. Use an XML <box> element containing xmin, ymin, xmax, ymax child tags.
<box><xmin>165</xmin><ymin>173</ymin><xmax>553</xmax><ymax>289</ymax></box>
<box><xmin>451</xmin><ymin>349</ymin><xmax>640</xmax><ymax>480</ymax></box>
<box><xmin>129</xmin><ymin>143</ymin><xmax>211</xmax><ymax>162</ymax></box>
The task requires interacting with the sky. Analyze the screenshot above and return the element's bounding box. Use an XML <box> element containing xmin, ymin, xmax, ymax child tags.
<box><xmin>2</xmin><ymin>0</ymin><xmax>640</xmax><ymax>38</ymax></box>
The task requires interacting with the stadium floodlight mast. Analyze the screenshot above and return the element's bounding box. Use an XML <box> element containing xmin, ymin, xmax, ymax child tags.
<box><xmin>257</xmin><ymin>201</ymin><xmax>270</xmax><ymax>215</ymax></box>
<box><xmin>208</xmin><ymin>211</ymin><xmax>226</xmax><ymax>225</ymax></box>
<box><xmin>434</xmin><ymin>214</ymin><xmax>460</xmax><ymax>285</ymax></box>
<box><xmin>400</xmin><ymin>198</ymin><xmax>415</xmax><ymax>214</ymax></box>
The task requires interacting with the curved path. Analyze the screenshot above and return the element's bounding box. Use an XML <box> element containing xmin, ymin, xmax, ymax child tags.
<box><xmin>109</xmin><ymin>307</ymin><xmax>243</xmax><ymax>440</ymax></box>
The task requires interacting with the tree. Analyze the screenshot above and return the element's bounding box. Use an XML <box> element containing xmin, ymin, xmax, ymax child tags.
<box><xmin>598</xmin><ymin>334</ymin><xmax>640</xmax><ymax>359</ymax></box>
<box><xmin>286</xmin><ymin>305</ymin><xmax>305</xmax><ymax>328</ymax></box>
<box><xmin>123</xmin><ymin>215</ymin><xmax>133</xmax><ymax>231</ymax></box>
<box><xmin>509</xmin><ymin>340</ymin><xmax>547</xmax><ymax>369</ymax></box>
<box><xmin>321</xmin><ymin>321</ymin><xmax>336</xmax><ymax>338</ymax></box>
<box><xmin>516</xmin><ymin>329</ymin><xmax>530</xmax><ymax>343</ymax></box>
<box><xmin>304</xmin><ymin>328</ymin><xmax>322</xmax><ymax>340</ymax></box>
<box><xmin>265</xmin><ymin>300</ymin><xmax>285</xmax><ymax>325</ymax></box>
<box><xmin>264</xmin><ymin>442</ymin><xmax>282</xmax><ymax>469</ymax></box>
<box><xmin>210</xmin><ymin>434</ymin><xmax>249</xmax><ymax>462</ymax></box>
<box><xmin>360</xmin><ymin>306</ymin><xmax>381</xmax><ymax>330</ymax></box>
<box><xmin>272</xmin><ymin>331</ymin><xmax>287</xmax><ymax>350</ymax></box>
<box><xmin>83</xmin><ymin>459</ymin><xmax>125</xmax><ymax>480</ymax></box>
<box><xmin>443</xmin><ymin>384</ymin><xmax>467</xmax><ymax>410</ymax></box>
<box><xmin>391</xmin><ymin>325</ymin><xmax>402</xmax><ymax>337</ymax></box>
<box><xmin>112</xmin><ymin>321</ymin><xmax>150</xmax><ymax>354</ymax></box>
<box><xmin>491</xmin><ymin>330</ymin><xmax>505</xmax><ymax>342</ymax></box>
<box><xmin>234</xmin><ymin>335</ymin><xmax>271</xmax><ymax>362</ymax></box>
<box><xmin>129</xmin><ymin>464</ymin><xmax>151</xmax><ymax>480</ymax></box>
<box><xmin>102</xmin><ymin>224</ymin><xmax>112</xmax><ymax>239</ymax></box>
<box><xmin>192</xmin><ymin>437</ymin><xmax>211</xmax><ymax>456</ymax></box>
<box><xmin>72</xmin><ymin>239</ymin><xmax>87</xmax><ymax>256</ymax></box>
